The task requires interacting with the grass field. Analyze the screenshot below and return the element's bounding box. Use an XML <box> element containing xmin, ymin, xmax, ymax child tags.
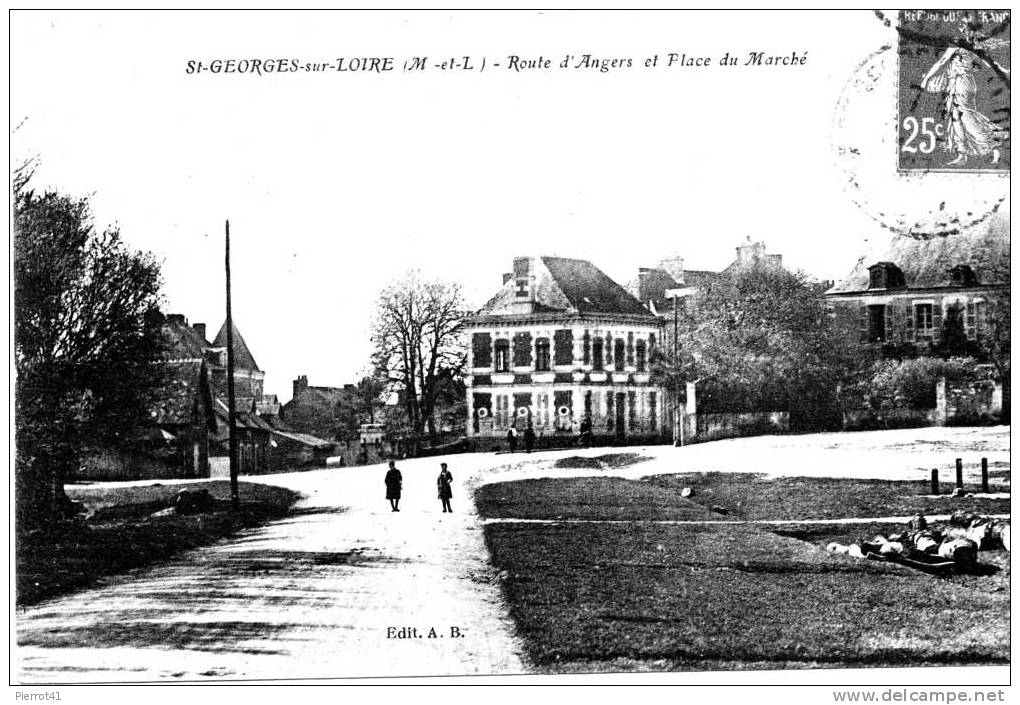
<box><xmin>477</xmin><ymin>476</ymin><xmax>1010</xmax><ymax>672</ymax></box>
<box><xmin>17</xmin><ymin>481</ymin><xmax>300</xmax><ymax>606</ymax></box>
<box><xmin>646</xmin><ymin>472</ymin><xmax>1011</xmax><ymax>521</ymax></box>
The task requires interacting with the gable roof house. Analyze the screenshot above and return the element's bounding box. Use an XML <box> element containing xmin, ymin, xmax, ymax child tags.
<box><xmin>465</xmin><ymin>256</ymin><xmax>667</xmax><ymax>445</ymax></box>
<box><xmin>824</xmin><ymin>213</ymin><xmax>1009</xmax><ymax>354</ymax></box>
<box><xmin>630</xmin><ymin>238</ymin><xmax>784</xmax><ymax>316</ymax></box>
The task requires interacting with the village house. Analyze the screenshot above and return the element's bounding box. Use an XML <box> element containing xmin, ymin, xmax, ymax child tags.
<box><xmin>281</xmin><ymin>375</ymin><xmax>355</xmax><ymax>440</ymax></box>
<box><xmin>824</xmin><ymin>215</ymin><xmax>1009</xmax><ymax>354</ymax></box>
<box><xmin>629</xmin><ymin>237</ymin><xmax>785</xmax><ymax>316</ymax></box>
<box><xmin>464</xmin><ymin>256</ymin><xmax>667</xmax><ymax>445</ymax></box>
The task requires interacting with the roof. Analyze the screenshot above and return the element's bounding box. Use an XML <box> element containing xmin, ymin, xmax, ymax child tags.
<box><xmin>270</xmin><ymin>429</ymin><xmax>336</xmax><ymax>449</ymax></box>
<box><xmin>212</xmin><ymin>321</ymin><xmax>261</xmax><ymax>372</ymax></box>
<box><xmin>149</xmin><ymin>360</ymin><xmax>215</xmax><ymax>427</ymax></box>
<box><xmin>826</xmin><ymin>213</ymin><xmax>1010</xmax><ymax>294</ymax></box>
<box><xmin>162</xmin><ymin>319</ymin><xmax>210</xmax><ymax>360</ymax></box>
<box><xmin>475</xmin><ymin>256</ymin><xmax>653</xmax><ymax>319</ymax></box>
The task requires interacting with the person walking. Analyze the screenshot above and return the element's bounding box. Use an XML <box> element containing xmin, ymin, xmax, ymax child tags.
<box><xmin>506</xmin><ymin>427</ymin><xmax>518</xmax><ymax>453</ymax></box>
<box><xmin>437</xmin><ymin>463</ymin><xmax>454</xmax><ymax>513</ymax></box>
<box><xmin>384</xmin><ymin>460</ymin><xmax>402</xmax><ymax>512</ymax></box>
<box><xmin>523</xmin><ymin>425</ymin><xmax>536</xmax><ymax>454</ymax></box>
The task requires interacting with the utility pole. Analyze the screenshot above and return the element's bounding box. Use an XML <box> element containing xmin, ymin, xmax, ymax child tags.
<box><xmin>225</xmin><ymin>220</ymin><xmax>239</xmax><ymax>509</ymax></box>
<box><xmin>666</xmin><ymin>288</ymin><xmax>683</xmax><ymax>447</ymax></box>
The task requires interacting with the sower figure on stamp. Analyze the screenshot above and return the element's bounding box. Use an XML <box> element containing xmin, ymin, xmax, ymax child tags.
<box><xmin>385</xmin><ymin>460</ymin><xmax>402</xmax><ymax>512</ymax></box>
<box><xmin>437</xmin><ymin>462</ymin><xmax>453</xmax><ymax>513</ymax></box>
<box><xmin>920</xmin><ymin>36</ymin><xmax>1009</xmax><ymax>166</ymax></box>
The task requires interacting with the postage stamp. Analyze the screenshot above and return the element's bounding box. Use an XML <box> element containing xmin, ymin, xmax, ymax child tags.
<box><xmin>897</xmin><ymin>9</ymin><xmax>1011</xmax><ymax>173</ymax></box>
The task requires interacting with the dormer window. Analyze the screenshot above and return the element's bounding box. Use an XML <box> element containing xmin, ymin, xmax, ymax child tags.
<box><xmin>868</xmin><ymin>262</ymin><xmax>905</xmax><ymax>290</ymax></box>
<box><xmin>949</xmin><ymin>264</ymin><xmax>978</xmax><ymax>286</ymax></box>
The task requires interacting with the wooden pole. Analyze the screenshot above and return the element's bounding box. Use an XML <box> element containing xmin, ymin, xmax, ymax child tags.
<box><xmin>673</xmin><ymin>295</ymin><xmax>680</xmax><ymax>447</ymax></box>
<box><xmin>981</xmin><ymin>457</ymin><xmax>989</xmax><ymax>493</ymax></box>
<box><xmin>226</xmin><ymin>220</ymin><xmax>239</xmax><ymax>509</ymax></box>
<box><xmin>955</xmin><ymin>457</ymin><xmax>963</xmax><ymax>490</ymax></box>
<box><xmin>930</xmin><ymin>468</ymin><xmax>939</xmax><ymax>495</ymax></box>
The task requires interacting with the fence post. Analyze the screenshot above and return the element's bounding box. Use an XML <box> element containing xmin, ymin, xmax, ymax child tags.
<box><xmin>931</xmin><ymin>468</ymin><xmax>939</xmax><ymax>495</ymax></box>
<box><xmin>955</xmin><ymin>458</ymin><xmax>963</xmax><ymax>490</ymax></box>
<box><xmin>981</xmin><ymin>457</ymin><xmax>989</xmax><ymax>494</ymax></box>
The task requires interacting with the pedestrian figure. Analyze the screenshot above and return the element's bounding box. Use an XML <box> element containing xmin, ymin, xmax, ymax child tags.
<box><xmin>579</xmin><ymin>416</ymin><xmax>593</xmax><ymax>448</ymax></box>
<box><xmin>437</xmin><ymin>463</ymin><xmax>453</xmax><ymax>513</ymax></box>
<box><xmin>385</xmin><ymin>460</ymin><xmax>402</xmax><ymax>512</ymax></box>
<box><xmin>523</xmin><ymin>425</ymin><xmax>536</xmax><ymax>454</ymax></box>
<box><xmin>507</xmin><ymin>427</ymin><xmax>517</xmax><ymax>453</ymax></box>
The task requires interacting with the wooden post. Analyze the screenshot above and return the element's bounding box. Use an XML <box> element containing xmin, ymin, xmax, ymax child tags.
<box><xmin>981</xmin><ymin>457</ymin><xmax>989</xmax><ymax>494</ymax></box>
<box><xmin>955</xmin><ymin>457</ymin><xmax>963</xmax><ymax>490</ymax></box>
<box><xmin>225</xmin><ymin>220</ymin><xmax>239</xmax><ymax>509</ymax></box>
<box><xmin>930</xmin><ymin>468</ymin><xmax>939</xmax><ymax>495</ymax></box>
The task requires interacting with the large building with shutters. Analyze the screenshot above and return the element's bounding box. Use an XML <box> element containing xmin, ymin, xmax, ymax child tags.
<box><xmin>824</xmin><ymin>214</ymin><xmax>1009</xmax><ymax>354</ymax></box>
<box><xmin>464</xmin><ymin>256</ymin><xmax>667</xmax><ymax>445</ymax></box>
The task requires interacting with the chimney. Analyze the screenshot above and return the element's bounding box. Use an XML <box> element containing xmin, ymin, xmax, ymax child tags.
<box><xmin>502</xmin><ymin>272</ymin><xmax>513</xmax><ymax>285</ymax></box>
<box><xmin>736</xmin><ymin>238</ymin><xmax>767</xmax><ymax>267</ymax></box>
<box><xmin>293</xmin><ymin>375</ymin><xmax>309</xmax><ymax>399</ymax></box>
<box><xmin>192</xmin><ymin>322</ymin><xmax>207</xmax><ymax>341</ymax></box>
<box><xmin>166</xmin><ymin>313</ymin><xmax>187</xmax><ymax>327</ymax></box>
<box><xmin>511</xmin><ymin>256</ymin><xmax>535</xmax><ymax>315</ymax></box>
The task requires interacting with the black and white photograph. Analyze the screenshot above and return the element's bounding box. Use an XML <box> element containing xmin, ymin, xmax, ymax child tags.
<box><xmin>9</xmin><ymin>8</ymin><xmax>1011</xmax><ymax>695</ymax></box>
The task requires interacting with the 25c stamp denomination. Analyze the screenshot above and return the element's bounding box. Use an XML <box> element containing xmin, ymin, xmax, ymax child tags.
<box><xmin>897</xmin><ymin>10</ymin><xmax>1010</xmax><ymax>173</ymax></box>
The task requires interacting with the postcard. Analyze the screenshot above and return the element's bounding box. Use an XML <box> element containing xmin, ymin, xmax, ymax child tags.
<box><xmin>9</xmin><ymin>9</ymin><xmax>1010</xmax><ymax>695</ymax></box>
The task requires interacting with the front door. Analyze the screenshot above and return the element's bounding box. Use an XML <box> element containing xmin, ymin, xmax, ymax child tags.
<box><xmin>615</xmin><ymin>392</ymin><xmax>626</xmax><ymax>439</ymax></box>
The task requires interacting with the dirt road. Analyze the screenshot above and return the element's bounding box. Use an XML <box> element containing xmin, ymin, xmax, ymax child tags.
<box><xmin>16</xmin><ymin>426</ymin><xmax>1009</xmax><ymax>682</ymax></box>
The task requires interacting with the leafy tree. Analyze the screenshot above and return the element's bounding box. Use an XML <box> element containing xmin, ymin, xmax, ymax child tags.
<box><xmin>658</xmin><ymin>264</ymin><xmax>867</xmax><ymax>431</ymax></box>
<box><xmin>332</xmin><ymin>373</ymin><xmax>388</xmax><ymax>440</ymax></box>
<box><xmin>15</xmin><ymin>184</ymin><xmax>164</xmax><ymax>528</ymax></box>
<box><xmin>370</xmin><ymin>271</ymin><xmax>466</xmax><ymax>452</ymax></box>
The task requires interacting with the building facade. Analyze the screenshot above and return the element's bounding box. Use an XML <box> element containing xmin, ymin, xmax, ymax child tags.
<box><xmin>824</xmin><ymin>216</ymin><xmax>1009</xmax><ymax>354</ymax></box>
<box><xmin>465</xmin><ymin>256</ymin><xmax>667</xmax><ymax>445</ymax></box>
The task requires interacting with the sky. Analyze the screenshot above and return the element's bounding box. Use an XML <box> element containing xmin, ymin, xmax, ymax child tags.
<box><xmin>10</xmin><ymin>11</ymin><xmax>1010</xmax><ymax>400</ymax></box>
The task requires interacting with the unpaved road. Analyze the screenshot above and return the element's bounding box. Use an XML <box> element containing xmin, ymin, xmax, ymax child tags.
<box><xmin>15</xmin><ymin>426</ymin><xmax>1009</xmax><ymax>682</ymax></box>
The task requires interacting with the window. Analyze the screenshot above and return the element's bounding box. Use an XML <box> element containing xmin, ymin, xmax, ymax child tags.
<box><xmin>614</xmin><ymin>339</ymin><xmax>626</xmax><ymax>371</ymax></box>
<box><xmin>914</xmin><ymin>303</ymin><xmax>934</xmax><ymax>339</ymax></box>
<box><xmin>535</xmin><ymin>338</ymin><xmax>551</xmax><ymax>371</ymax></box>
<box><xmin>592</xmin><ymin>337</ymin><xmax>604</xmax><ymax>369</ymax></box>
<box><xmin>868</xmin><ymin>263</ymin><xmax>905</xmax><ymax>289</ymax></box>
<box><xmin>868</xmin><ymin>305</ymin><xmax>886</xmax><ymax>343</ymax></box>
<box><xmin>471</xmin><ymin>333</ymin><xmax>492</xmax><ymax>368</ymax></box>
<box><xmin>636</xmin><ymin>340</ymin><xmax>647</xmax><ymax>372</ymax></box>
<box><xmin>554</xmin><ymin>330</ymin><xmax>573</xmax><ymax>366</ymax></box>
<box><xmin>494</xmin><ymin>340</ymin><xmax>510</xmax><ymax>372</ymax></box>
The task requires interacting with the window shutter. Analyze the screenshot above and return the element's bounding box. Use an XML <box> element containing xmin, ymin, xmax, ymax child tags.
<box><xmin>582</xmin><ymin>330</ymin><xmax>591</xmax><ymax>365</ymax></box>
<box><xmin>884</xmin><ymin>304</ymin><xmax>893</xmax><ymax>343</ymax></box>
<box><xmin>605</xmin><ymin>333</ymin><xmax>613</xmax><ymax>365</ymax></box>
<box><xmin>553</xmin><ymin>329</ymin><xmax>573</xmax><ymax>366</ymax></box>
<box><xmin>905</xmin><ymin>303</ymin><xmax>914</xmax><ymax>342</ymax></box>
<box><xmin>966</xmin><ymin>302</ymin><xmax>977</xmax><ymax>340</ymax></box>
<box><xmin>932</xmin><ymin>303</ymin><xmax>943</xmax><ymax>342</ymax></box>
<box><xmin>626</xmin><ymin>332</ymin><xmax>635</xmax><ymax>366</ymax></box>
<box><xmin>859</xmin><ymin>304</ymin><xmax>868</xmax><ymax>343</ymax></box>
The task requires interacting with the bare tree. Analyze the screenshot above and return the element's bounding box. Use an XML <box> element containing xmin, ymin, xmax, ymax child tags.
<box><xmin>370</xmin><ymin>271</ymin><xmax>466</xmax><ymax>452</ymax></box>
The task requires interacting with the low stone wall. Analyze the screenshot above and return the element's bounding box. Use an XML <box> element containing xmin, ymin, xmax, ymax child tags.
<box><xmin>693</xmin><ymin>411</ymin><xmax>789</xmax><ymax>443</ymax></box>
<box><xmin>842</xmin><ymin>407</ymin><xmax>937</xmax><ymax>431</ymax></box>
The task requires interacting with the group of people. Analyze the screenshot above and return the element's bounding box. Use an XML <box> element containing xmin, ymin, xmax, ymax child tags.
<box><xmin>505</xmin><ymin>416</ymin><xmax>595</xmax><ymax>453</ymax></box>
<box><xmin>504</xmin><ymin>426</ymin><xmax>536</xmax><ymax>453</ymax></box>
<box><xmin>383</xmin><ymin>460</ymin><xmax>454</xmax><ymax>513</ymax></box>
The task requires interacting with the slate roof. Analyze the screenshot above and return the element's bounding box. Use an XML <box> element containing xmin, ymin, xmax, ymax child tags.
<box><xmin>826</xmin><ymin>213</ymin><xmax>1010</xmax><ymax>294</ymax></box>
<box><xmin>475</xmin><ymin>256</ymin><xmax>653</xmax><ymax>319</ymax></box>
<box><xmin>149</xmin><ymin>360</ymin><xmax>215</xmax><ymax>428</ymax></box>
<box><xmin>163</xmin><ymin>320</ymin><xmax>211</xmax><ymax>360</ymax></box>
<box><xmin>212</xmin><ymin>321</ymin><xmax>261</xmax><ymax>372</ymax></box>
